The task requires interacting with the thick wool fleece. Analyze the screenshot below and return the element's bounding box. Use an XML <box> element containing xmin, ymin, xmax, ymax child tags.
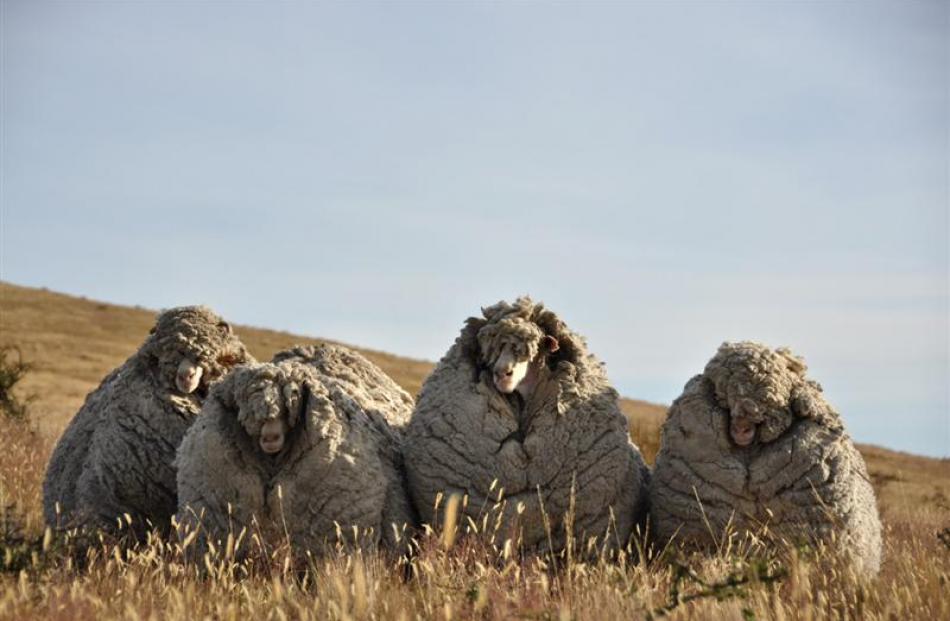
<box><xmin>175</xmin><ymin>347</ymin><xmax>415</xmax><ymax>560</ymax></box>
<box><xmin>649</xmin><ymin>341</ymin><xmax>882</xmax><ymax>574</ymax></box>
<box><xmin>42</xmin><ymin>306</ymin><xmax>252</xmax><ymax>539</ymax></box>
<box><xmin>404</xmin><ymin>297</ymin><xmax>650</xmax><ymax>553</ymax></box>
<box><xmin>273</xmin><ymin>344</ymin><xmax>417</xmax><ymax>546</ymax></box>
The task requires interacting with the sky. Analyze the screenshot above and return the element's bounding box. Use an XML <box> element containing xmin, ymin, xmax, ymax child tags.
<box><xmin>1</xmin><ymin>1</ymin><xmax>947</xmax><ymax>457</ymax></box>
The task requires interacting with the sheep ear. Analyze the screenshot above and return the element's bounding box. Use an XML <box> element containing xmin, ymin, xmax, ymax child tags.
<box><xmin>790</xmin><ymin>384</ymin><xmax>822</xmax><ymax>420</ymax></box>
<box><xmin>216</xmin><ymin>351</ymin><xmax>243</xmax><ymax>369</ymax></box>
<box><xmin>226</xmin><ymin>373</ymin><xmax>247</xmax><ymax>422</ymax></box>
<box><xmin>475</xmin><ymin>323</ymin><xmax>498</xmax><ymax>353</ymax></box>
<box><xmin>702</xmin><ymin>361</ymin><xmax>727</xmax><ymax>403</ymax></box>
<box><xmin>790</xmin><ymin>383</ymin><xmax>842</xmax><ymax>431</ymax></box>
<box><xmin>543</xmin><ymin>335</ymin><xmax>559</xmax><ymax>354</ymax></box>
<box><xmin>235</xmin><ymin>405</ymin><xmax>250</xmax><ymax>426</ymax></box>
<box><xmin>284</xmin><ymin>381</ymin><xmax>307</xmax><ymax>428</ymax></box>
<box><xmin>282</xmin><ymin>382</ymin><xmax>299</xmax><ymax>427</ymax></box>
<box><xmin>217</xmin><ymin>320</ymin><xmax>233</xmax><ymax>335</ymax></box>
<box><xmin>302</xmin><ymin>385</ymin><xmax>336</xmax><ymax>430</ymax></box>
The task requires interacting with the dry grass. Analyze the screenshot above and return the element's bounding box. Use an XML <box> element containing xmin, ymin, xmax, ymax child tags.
<box><xmin>0</xmin><ymin>408</ymin><xmax>946</xmax><ymax>621</ymax></box>
<box><xmin>0</xmin><ymin>280</ymin><xmax>948</xmax><ymax>620</ymax></box>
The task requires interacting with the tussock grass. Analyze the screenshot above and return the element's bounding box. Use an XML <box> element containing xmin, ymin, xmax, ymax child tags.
<box><xmin>1</xmin><ymin>405</ymin><xmax>948</xmax><ymax>621</ymax></box>
<box><xmin>0</xmin><ymin>345</ymin><xmax>34</xmax><ymax>421</ymax></box>
<box><xmin>1</xmin><ymin>509</ymin><xmax>947</xmax><ymax>619</ymax></box>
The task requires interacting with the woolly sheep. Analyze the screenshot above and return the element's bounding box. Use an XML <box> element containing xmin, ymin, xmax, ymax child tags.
<box><xmin>404</xmin><ymin>297</ymin><xmax>650</xmax><ymax>554</ymax></box>
<box><xmin>649</xmin><ymin>341</ymin><xmax>883</xmax><ymax>574</ymax></box>
<box><xmin>175</xmin><ymin>345</ymin><xmax>415</xmax><ymax>560</ymax></box>
<box><xmin>43</xmin><ymin>306</ymin><xmax>253</xmax><ymax>539</ymax></box>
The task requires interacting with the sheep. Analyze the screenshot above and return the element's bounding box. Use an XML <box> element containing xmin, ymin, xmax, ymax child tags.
<box><xmin>404</xmin><ymin>296</ymin><xmax>650</xmax><ymax>554</ymax></box>
<box><xmin>649</xmin><ymin>341</ymin><xmax>883</xmax><ymax>574</ymax></box>
<box><xmin>273</xmin><ymin>344</ymin><xmax>417</xmax><ymax>544</ymax></box>
<box><xmin>175</xmin><ymin>345</ymin><xmax>416</xmax><ymax>561</ymax></box>
<box><xmin>42</xmin><ymin>306</ymin><xmax>253</xmax><ymax>540</ymax></box>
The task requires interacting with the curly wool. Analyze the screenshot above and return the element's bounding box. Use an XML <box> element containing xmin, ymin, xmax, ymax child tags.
<box><xmin>42</xmin><ymin>306</ymin><xmax>252</xmax><ymax>539</ymax></box>
<box><xmin>404</xmin><ymin>297</ymin><xmax>650</xmax><ymax>553</ymax></box>
<box><xmin>274</xmin><ymin>344</ymin><xmax>417</xmax><ymax>548</ymax></box>
<box><xmin>175</xmin><ymin>345</ymin><xmax>416</xmax><ymax>560</ymax></box>
<box><xmin>649</xmin><ymin>341</ymin><xmax>882</xmax><ymax>574</ymax></box>
<box><xmin>272</xmin><ymin>344</ymin><xmax>415</xmax><ymax>431</ymax></box>
<box><xmin>475</xmin><ymin>314</ymin><xmax>546</xmax><ymax>370</ymax></box>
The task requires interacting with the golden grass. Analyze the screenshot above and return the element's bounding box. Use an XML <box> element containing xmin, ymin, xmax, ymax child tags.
<box><xmin>1</xmin><ymin>280</ymin><xmax>948</xmax><ymax>620</ymax></box>
<box><xmin>0</xmin><ymin>406</ymin><xmax>947</xmax><ymax>621</ymax></box>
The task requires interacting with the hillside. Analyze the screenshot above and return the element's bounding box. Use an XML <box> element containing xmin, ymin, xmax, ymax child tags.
<box><xmin>0</xmin><ymin>280</ymin><xmax>948</xmax><ymax>619</ymax></box>
<box><xmin>2</xmin><ymin>279</ymin><xmax>946</xmax><ymax>518</ymax></box>
<box><xmin>0</xmin><ymin>281</ymin><xmax>667</xmax><ymax>454</ymax></box>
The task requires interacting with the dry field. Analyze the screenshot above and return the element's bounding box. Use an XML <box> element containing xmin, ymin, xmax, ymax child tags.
<box><xmin>0</xmin><ymin>281</ymin><xmax>947</xmax><ymax>620</ymax></box>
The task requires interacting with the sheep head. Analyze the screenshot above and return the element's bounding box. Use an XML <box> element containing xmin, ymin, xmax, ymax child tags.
<box><xmin>704</xmin><ymin>341</ymin><xmax>810</xmax><ymax>447</ymax></box>
<box><xmin>477</xmin><ymin>316</ymin><xmax>559</xmax><ymax>397</ymax></box>
<box><xmin>144</xmin><ymin>305</ymin><xmax>252</xmax><ymax>397</ymax></box>
<box><xmin>230</xmin><ymin>364</ymin><xmax>306</xmax><ymax>455</ymax></box>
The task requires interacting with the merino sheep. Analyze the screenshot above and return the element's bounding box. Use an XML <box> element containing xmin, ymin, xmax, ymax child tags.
<box><xmin>404</xmin><ymin>297</ymin><xmax>650</xmax><ymax>554</ymax></box>
<box><xmin>43</xmin><ymin>306</ymin><xmax>253</xmax><ymax>539</ymax></box>
<box><xmin>175</xmin><ymin>345</ymin><xmax>415</xmax><ymax>560</ymax></box>
<box><xmin>649</xmin><ymin>341</ymin><xmax>882</xmax><ymax>574</ymax></box>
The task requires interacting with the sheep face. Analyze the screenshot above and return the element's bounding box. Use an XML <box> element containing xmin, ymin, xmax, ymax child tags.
<box><xmin>706</xmin><ymin>342</ymin><xmax>803</xmax><ymax>447</ymax></box>
<box><xmin>728</xmin><ymin>398</ymin><xmax>763</xmax><ymax>446</ymax></box>
<box><xmin>158</xmin><ymin>348</ymin><xmax>213</xmax><ymax>396</ymax></box>
<box><xmin>235</xmin><ymin>369</ymin><xmax>304</xmax><ymax>456</ymax></box>
<box><xmin>175</xmin><ymin>358</ymin><xmax>204</xmax><ymax>394</ymax></box>
<box><xmin>159</xmin><ymin>344</ymin><xmax>236</xmax><ymax>397</ymax></box>
<box><xmin>735</xmin><ymin>370</ymin><xmax>798</xmax><ymax>447</ymax></box>
<box><xmin>477</xmin><ymin>318</ymin><xmax>558</xmax><ymax>397</ymax></box>
<box><xmin>725</xmin><ymin>383</ymin><xmax>793</xmax><ymax>447</ymax></box>
<box><xmin>259</xmin><ymin>417</ymin><xmax>289</xmax><ymax>454</ymax></box>
<box><xmin>491</xmin><ymin>339</ymin><xmax>533</xmax><ymax>394</ymax></box>
<box><xmin>147</xmin><ymin>306</ymin><xmax>252</xmax><ymax>397</ymax></box>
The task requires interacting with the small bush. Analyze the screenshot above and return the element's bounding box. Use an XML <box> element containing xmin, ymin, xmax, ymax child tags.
<box><xmin>0</xmin><ymin>344</ymin><xmax>34</xmax><ymax>420</ymax></box>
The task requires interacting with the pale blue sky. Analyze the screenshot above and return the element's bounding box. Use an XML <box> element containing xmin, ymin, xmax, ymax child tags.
<box><xmin>2</xmin><ymin>1</ymin><xmax>947</xmax><ymax>456</ymax></box>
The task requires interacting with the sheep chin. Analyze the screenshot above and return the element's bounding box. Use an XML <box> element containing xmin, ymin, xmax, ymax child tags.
<box><xmin>259</xmin><ymin>437</ymin><xmax>284</xmax><ymax>454</ymax></box>
<box><xmin>731</xmin><ymin>432</ymin><xmax>755</xmax><ymax>447</ymax></box>
<box><xmin>493</xmin><ymin>377</ymin><xmax>518</xmax><ymax>393</ymax></box>
<box><xmin>492</xmin><ymin>351</ymin><xmax>530</xmax><ymax>394</ymax></box>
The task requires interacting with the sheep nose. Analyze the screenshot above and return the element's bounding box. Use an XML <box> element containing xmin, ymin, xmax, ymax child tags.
<box><xmin>261</xmin><ymin>432</ymin><xmax>281</xmax><ymax>445</ymax></box>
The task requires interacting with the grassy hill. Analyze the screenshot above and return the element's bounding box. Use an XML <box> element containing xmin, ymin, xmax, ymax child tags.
<box><xmin>0</xmin><ymin>281</ymin><xmax>667</xmax><ymax>457</ymax></box>
<box><xmin>0</xmin><ymin>280</ymin><xmax>946</xmax><ymax>516</ymax></box>
<box><xmin>0</xmin><ymin>280</ymin><xmax>947</xmax><ymax>620</ymax></box>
